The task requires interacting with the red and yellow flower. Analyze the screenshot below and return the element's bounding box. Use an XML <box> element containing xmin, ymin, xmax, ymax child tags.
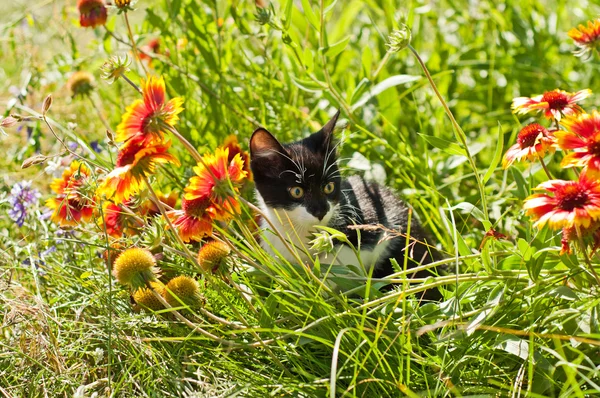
<box><xmin>502</xmin><ymin>123</ymin><xmax>555</xmax><ymax>168</ymax></box>
<box><xmin>512</xmin><ymin>89</ymin><xmax>591</xmax><ymax>121</ymax></box>
<box><xmin>568</xmin><ymin>19</ymin><xmax>600</xmax><ymax>58</ymax></box>
<box><xmin>100</xmin><ymin>201</ymin><xmax>143</xmax><ymax>238</ymax></box>
<box><xmin>184</xmin><ymin>147</ymin><xmax>247</xmax><ymax>217</ymax></box>
<box><xmin>523</xmin><ymin>172</ymin><xmax>600</xmax><ymax>230</ymax></box>
<box><xmin>116</xmin><ymin>75</ymin><xmax>184</xmax><ymax>144</ymax></box>
<box><xmin>220</xmin><ymin>135</ymin><xmax>253</xmax><ymax>182</ymax></box>
<box><xmin>46</xmin><ymin>160</ymin><xmax>95</xmax><ymax>227</ymax></box>
<box><xmin>168</xmin><ymin>197</ymin><xmax>219</xmax><ymax>242</ymax></box>
<box><xmin>77</xmin><ymin>0</ymin><xmax>107</xmax><ymax>28</ymax></box>
<box><xmin>556</xmin><ymin>111</ymin><xmax>600</xmax><ymax>176</ymax></box>
<box><xmin>96</xmin><ymin>139</ymin><xmax>180</xmax><ymax>204</ymax></box>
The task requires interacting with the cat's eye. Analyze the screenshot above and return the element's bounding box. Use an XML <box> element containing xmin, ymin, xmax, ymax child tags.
<box><xmin>288</xmin><ymin>186</ymin><xmax>304</xmax><ymax>199</ymax></box>
<box><xmin>323</xmin><ymin>182</ymin><xmax>335</xmax><ymax>194</ymax></box>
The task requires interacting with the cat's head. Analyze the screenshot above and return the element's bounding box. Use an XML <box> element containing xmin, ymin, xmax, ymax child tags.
<box><xmin>250</xmin><ymin>111</ymin><xmax>341</xmax><ymax>227</ymax></box>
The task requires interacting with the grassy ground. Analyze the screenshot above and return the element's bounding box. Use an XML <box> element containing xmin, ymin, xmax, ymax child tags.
<box><xmin>2</xmin><ymin>0</ymin><xmax>600</xmax><ymax>396</ymax></box>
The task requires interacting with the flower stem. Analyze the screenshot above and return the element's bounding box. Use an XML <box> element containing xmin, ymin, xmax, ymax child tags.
<box><xmin>121</xmin><ymin>74</ymin><xmax>142</xmax><ymax>94</ymax></box>
<box><xmin>536</xmin><ymin>153</ymin><xmax>553</xmax><ymax>180</ymax></box>
<box><xmin>143</xmin><ymin>175</ymin><xmax>199</xmax><ymax>270</ymax></box>
<box><xmin>164</xmin><ymin>124</ymin><xmax>203</xmax><ymax>163</ymax></box>
<box><xmin>576</xmin><ymin>227</ymin><xmax>600</xmax><ymax>285</ymax></box>
<box><xmin>123</xmin><ymin>11</ymin><xmax>148</xmax><ymax>75</ymax></box>
<box><xmin>408</xmin><ymin>44</ymin><xmax>488</xmax><ymax>221</ymax></box>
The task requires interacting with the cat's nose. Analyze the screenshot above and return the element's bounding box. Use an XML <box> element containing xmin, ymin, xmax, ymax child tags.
<box><xmin>307</xmin><ymin>204</ymin><xmax>329</xmax><ymax>221</ymax></box>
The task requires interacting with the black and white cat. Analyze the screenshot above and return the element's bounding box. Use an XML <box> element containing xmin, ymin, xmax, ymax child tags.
<box><xmin>249</xmin><ymin>111</ymin><xmax>441</xmax><ymax>298</ymax></box>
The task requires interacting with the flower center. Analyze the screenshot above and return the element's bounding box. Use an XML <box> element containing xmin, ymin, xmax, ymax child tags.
<box><xmin>542</xmin><ymin>91</ymin><xmax>569</xmax><ymax>110</ymax></box>
<box><xmin>558</xmin><ymin>186</ymin><xmax>589</xmax><ymax>211</ymax></box>
<box><xmin>588</xmin><ymin>136</ymin><xmax>600</xmax><ymax>156</ymax></box>
<box><xmin>182</xmin><ymin>197</ymin><xmax>211</xmax><ymax>217</ymax></box>
<box><xmin>517</xmin><ymin>123</ymin><xmax>546</xmax><ymax>149</ymax></box>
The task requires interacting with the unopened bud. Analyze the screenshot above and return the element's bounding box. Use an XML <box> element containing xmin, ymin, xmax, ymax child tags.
<box><xmin>42</xmin><ymin>95</ymin><xmax>53</xmax><ymax>115</ymax></box>
<box><xmin>1</xmin><ymin>116</ymin><xmax>18</xmax><ymax>128</ymax></box>
<box><xmin>22</xmin><ymin>154</ymin><xmax>49</xmax><ymax>169</ymax></box>
<box><xmin>386</xmin><ymin>24</ymin><xmax>411</xmax><ymax>53</ymax></box>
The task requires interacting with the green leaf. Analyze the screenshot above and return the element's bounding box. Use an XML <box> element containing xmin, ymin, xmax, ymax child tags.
<box><xmin>320</xmin><ymin>36</ymin><xmax>350</xmax><ymax>58</ymax></box>
<box><xmin>517</xmin><ymin>238</ymin><xmax>533</xmax><ymax>261</ymax></box>
<box><xmin>291</xmin><ymin>76</ymin><xmax>325</xmax><ymax>92</ymax></box>
<box><xmin>303</xmin><ymin>47</ymin><xmax>314</xmax><ymax>73</ymax></box>
<box><xmin>510</xmin><ymin>168</ymin><xmax>529</xmax><ymax>200</ymax></box>
<box><xmin>466</xmin><ymin>283</ymin><xmax>504</xmax><ymax>335</ymax></box>
<box><xmin>483</xmin><ymin>123</ymin><xmax>504</xmax><ymax>184</ymax></box>
<box><xmin>419</xmin><ymin>134</ymin><xmax>467</xmax><ymax>157</ymax></box>
<box><xmin>351</xmin><ymin>74</ymin><xmax>421</xmax><ymax>110</ymax></box>
<box><xmin>282</xmin><ymin>0</ymin><xmax>294</xmax><ymax>29</ymax></box>
<box><xmin>300</xmin><ymin>0</ymin><xmax>320</xmax><ymax>31</ymax></box>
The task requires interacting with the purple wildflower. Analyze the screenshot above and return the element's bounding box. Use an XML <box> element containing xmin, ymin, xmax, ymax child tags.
<box><xmin>67</xmin><ymin>141</ymin><xmax>79</xmax><ymax>151</ymax></box>
<box><xmin>8</xmin><ymin>181</ymin><xmax>40</xmax><ymax>227</ymax></box>
<box><xmin>90</xmin><ymin>140</ymin><xmax>102</xmax><ymax>153</ymax></box>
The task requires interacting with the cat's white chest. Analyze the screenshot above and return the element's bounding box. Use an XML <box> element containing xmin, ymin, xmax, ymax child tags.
<box><xmin>257</xmin><ymin>196</ymin><xmax>389</xmax><ymax>272</ymax></box>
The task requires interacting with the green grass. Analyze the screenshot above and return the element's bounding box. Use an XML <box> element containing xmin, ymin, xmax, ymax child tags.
<box><xmin>2</xmin><ymin>0</ymin><xmax>600</xmax><ymax>396</ymax></box>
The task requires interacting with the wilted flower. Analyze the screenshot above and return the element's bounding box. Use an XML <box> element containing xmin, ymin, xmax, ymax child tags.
<box><xmin>46</xmin><ymin>160</ymin><xmax>96</xmax><ymax>227</ymax></box>
<box><xmin>164</xmin><ymin>275</ymin><xmax>202</xmax><ymax>308</ymax></box>
<box><xmin>197</xmin><ymin>240</ymin><xmax>231</xmax><ymax>272</ymax></box>
<box><xmin>502</xmin><ymin>123</ymin><xmax>555</xmax><ymax>168</ymax></box>
<box><xmin>132</xmin><ymin>281</ymin><xmax>165</xmax><ymax>312</ymax></box>
<box><xmin>96</xmin><ymin>138</ymin><xmax>180</xmax><ymax>204</ymax></box>
<box><xmin>560</xmin><ymin>223</ymin><xmax>600</xmax><ymax>255</ymax></box>
<box><xmin>100</xmin><ymin>55</ymin><xmax>131</xmax><ymax>84</ymax></box>
<box><xmin>556</xmin><ymin>111</ymin><xmax>600</xmax><ymax>176</ymax></box>
<box><xmin>67</xmin><ymin>71</ymin><xmax>94</xmax><ymax>98</ymax></box>
<box><xmin>112</xmin><ymin>247</ymin><xmax>159</xmax><ymax>289</ymax></box>
<box><xmin>386</xmin><ymin>24</ymin><xmax>411</xmax><ymax>53</ymax></box>
<box><xmin>77</xmin><ymin>0</ymin><xmax>107</xmax><ymax>28</ymax></box>
<box><xmin>568</xmin><ymin>19</ymin><xmax>600</xmax><ymax>58</ymax></box>
<box><xmin>184</xmin><ymin>147</ymin><xmax>247</xmax><ymax>216</ymax></box>
<box><xmin>512</xmin><ymin>89</ymin><xmax>591</xmax><ymax>121</ymax></box>
<box><xmin>116</xmin><ymin>75</ymin><xmax>183</xmax><ymax>144</ymax></box>
<box><xmin>7</xmin><ymin>181</ymin><xmax>40</xmax><ymax>227</ymax></box>
<box><xmin>524</xmin><ymin>172</ymin><xmax>600</xmax><ymax>230</ymax></box>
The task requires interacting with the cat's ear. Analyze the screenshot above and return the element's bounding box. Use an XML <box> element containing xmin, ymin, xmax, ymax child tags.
<box><xmin>314</xmin><ymin>109</ymin><xmax>340</xmax><ymax>152</ymax></box>
<box><xmin>250</xmin><ymin>128</ymin><xmax>287</xmax><ymax>160</ymax></box>
<box><xmin>322</xmin><ymin>109</ymin><xmax>341</xmax><ymax>138</ymax></box>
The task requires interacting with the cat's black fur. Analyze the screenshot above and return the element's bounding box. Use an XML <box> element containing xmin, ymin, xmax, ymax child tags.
<box><xmin>250</xmin><ymin>111</ymin><xmax>442</xmax><ymax>300</ymax></box>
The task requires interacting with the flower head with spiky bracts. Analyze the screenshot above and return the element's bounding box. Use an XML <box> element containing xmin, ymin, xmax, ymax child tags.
<box><xmin>112</xmin><ymin>247</ymin><xmax>160</xmax><ymax>289</ymax></box>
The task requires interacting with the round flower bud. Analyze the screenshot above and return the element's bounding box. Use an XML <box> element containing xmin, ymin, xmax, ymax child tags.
<box><xmin>67</xmin><ymin>71</ymin><xmax>95</xmax><ymax>98</ymax></box>
<box><xmin>197</xmin><ymin>240</ymin><xmax>230</xmax><ymax>273</ymax></box>
<box><xmin>132</xmin><ymin>281</ymin><xmax>165</xmax><ymax>312</ymax></box>
<box><xmin>112</xmin><ymin>247</ymin><xmax>159</xmax><ymax>289</ymax></box>
<box><xmin>386</xmin><ymin>24</ymin><xmax>411</xmax><ymax>53</ymax></box>
<box><xmin>164</xmin><ymin>275</ymin><xmax>202</xmax><ymax>308</ymax></box>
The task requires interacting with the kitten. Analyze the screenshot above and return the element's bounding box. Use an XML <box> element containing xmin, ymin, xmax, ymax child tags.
<box><xmin>249</xmin><ymin>111</ymin><xmax>441</xmax><ymax>299</ymax></box>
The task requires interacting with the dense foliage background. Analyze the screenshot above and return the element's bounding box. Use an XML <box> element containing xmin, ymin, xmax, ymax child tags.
<box><xmin>2</xmin><ymin>0</ymin><xmax>600</xmax><ymax>396</ymax></box>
